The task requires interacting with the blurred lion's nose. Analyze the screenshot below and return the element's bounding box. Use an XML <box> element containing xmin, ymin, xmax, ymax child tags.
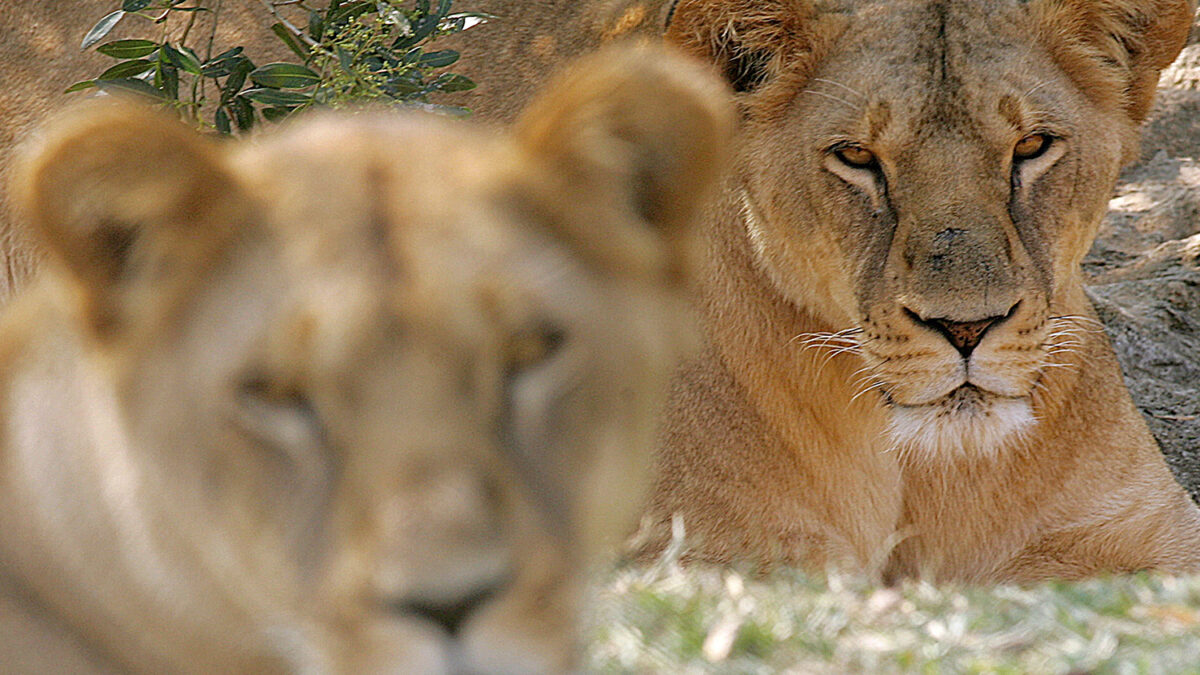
<box><xmin>392</xmin><ymin>579</ymin><xmax>506</xmax><ymax>637</ymax></box>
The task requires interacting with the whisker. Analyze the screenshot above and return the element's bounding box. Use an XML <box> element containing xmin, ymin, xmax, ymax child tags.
<box><xmin>810</xmin><ymin>77</ymin><xmax>866</xmax><ymax>100</ymax></box>
<box><xmin>850</xmin><ymin>380</ymin><xmax>888</xmax><ymax>404</ymax></box>
<box><xmin>1048</xmin><ymin>315</ymin><xmax>1106</xmax><ymax>333</ymax></box>
<box><xmin>801</xmin><ymin>89</ymin><xmax>862</xmax><ymax>111</ymax></box>
<box><xmin>1023</xmin><ymin>79</ymin><xmax>1052</xmax><ymax>99</ymax></box>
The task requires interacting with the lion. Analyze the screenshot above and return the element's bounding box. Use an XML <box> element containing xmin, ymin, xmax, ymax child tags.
<box><xmin>631</xmin><ymin>0</ymin><xmax>1200</xmax><ymax>584</ymax></box>
<box><xmin>0</xmin><ymin>44</ymin><xmax>731</xmax><ymax>673</ymax></box>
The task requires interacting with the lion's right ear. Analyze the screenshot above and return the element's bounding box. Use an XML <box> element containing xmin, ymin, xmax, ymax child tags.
<box><xmin>513</xmin><ymin>42</ymin><xmax>734</xmax><ymax>285</ymax></box>
<box><xmin>665</xmin><ymin>0</ymin><xmax>831</xmax><ymax>94</ymax></box>
<box><xmin>13</xmin><ymin>102</ymin><xmax>247</xmax><ymax>337</ymax></box>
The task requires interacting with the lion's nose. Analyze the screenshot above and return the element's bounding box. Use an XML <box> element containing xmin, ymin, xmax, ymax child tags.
<box><xmin>392</xmin><ymin>578</ymin><xmax>507</xmax><ymax>637</ymax></box>
<box><xmin>905</xmin><ymin>303</ymin><xmax>1018</xmax><ymax>358</ymax></box>
<box><xmin>928</xmin><ymin>316</ymin><xmax>999</xmax><ymax>356</ymax></box>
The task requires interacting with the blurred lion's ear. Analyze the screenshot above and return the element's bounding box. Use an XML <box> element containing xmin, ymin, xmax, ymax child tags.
<box><xmin>514</xmin><ymin>42</ymin><xmax>734</xmax><ymax>284</ymax></box>
<box><xmin>12</xmin><ymin>101</ymin><xmax>250</xmax><ymax>336</ymax></box>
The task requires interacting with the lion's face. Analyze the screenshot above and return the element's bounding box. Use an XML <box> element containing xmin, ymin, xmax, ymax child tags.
<box><xmin>670</xmin><ymin>0</ymin><xmax>1190</xmax><ymax>457</ymax></box>
<box><xmin>12</xmin><ymin>45</ymin><xmax>729</xmax><ymax>673</ymax></box>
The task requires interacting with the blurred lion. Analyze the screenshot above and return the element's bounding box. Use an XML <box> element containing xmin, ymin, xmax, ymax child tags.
<box><xmin>0</xmin><ymin>44</ymin><xmax>730</xmax><ymax>673</ymax></box>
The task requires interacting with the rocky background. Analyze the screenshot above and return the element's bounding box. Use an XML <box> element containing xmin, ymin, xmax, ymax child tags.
<box><xmin>1089</xmin><ymin>17</ymin><xmax>1200</xmax><ymax>497</ymax></box>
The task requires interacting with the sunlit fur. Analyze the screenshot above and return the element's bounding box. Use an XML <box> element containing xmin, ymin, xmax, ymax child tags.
<box><xmin>640</xmin><ymin>0</ymin><xmax>1200</xmax><ymax>583</ymax></box>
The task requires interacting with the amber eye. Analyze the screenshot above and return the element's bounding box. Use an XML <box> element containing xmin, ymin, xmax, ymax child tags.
<box><xmin>834</xmin><ymin>145</ymin><xmax>878</xmax><ymax>169</ymax></box>
<box><xmin>1014</xmin><ymin>133</ymin><xmax>1050</xmax><ymax>160</ymax></box>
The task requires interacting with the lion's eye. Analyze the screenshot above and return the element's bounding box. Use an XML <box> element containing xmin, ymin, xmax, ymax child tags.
<box><xmin>1013</xmin><ymin>133</ymin><xmax>1051</xmax><ymax>161</ymax></box>
<box><xmin>234</xmin><ymin>376</ymin><xmax>324</xmax><ymax>456</ymax></box>
<box><xmin>834</xmin><ymin>145</ymin><xmax>878</xmax><ymax>169</ymax></box>
<box><xmin>505</xmin><ymin>323</ymin><xmax>566</xmax><ymax>373</ymax></box>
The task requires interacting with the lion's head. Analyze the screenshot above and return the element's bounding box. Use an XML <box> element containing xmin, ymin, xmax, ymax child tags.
<box><xmin>668</xmin><ymin>0</ymin><xmax>1193</xmax><ymax>458</ymax></box>
<box><xmin>5</xmin><ymin>44</ymin><xmax>730</xmax><ymax>672</ymax></box>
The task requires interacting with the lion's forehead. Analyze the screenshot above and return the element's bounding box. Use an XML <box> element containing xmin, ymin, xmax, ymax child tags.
<box><xmin>822</xmin><ymin>0</ymin><xmax>1072</xmax><ymax>125</ymax></box>
<box><xmin>239</xmin><ymin>115</ymin><xmax>565</xmax><ymax>287</ymax></box>
<box><xmin>233</xmin><ymin>117</ymin><xmax>603</xmax><ymax>368</ymax></box>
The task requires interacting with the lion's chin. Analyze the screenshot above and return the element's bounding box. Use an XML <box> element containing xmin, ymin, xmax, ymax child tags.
<box><xmin>886</xmin><ymin>385</ymin><xmax>1035</xmax><ymax>463</ymax></box>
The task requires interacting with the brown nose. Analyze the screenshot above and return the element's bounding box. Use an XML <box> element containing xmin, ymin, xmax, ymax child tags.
<box><xmin>927</xmin><ymin>317</ymin><xmax>1000</xmax><ymax>356</ymax></box>
<box><xmin>904</xmin><ymin>305</ymin><xmax>1016</xmax><ymax>359</ymax></box>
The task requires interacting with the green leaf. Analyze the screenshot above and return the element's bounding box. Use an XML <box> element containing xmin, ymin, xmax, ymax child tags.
<box><xmin>209</xmin><ymin>46</ymin><xmax>245</xmax><ymax>63</ymax></box>
<box><xmin>230</xmin><ymin>97</ymin><xmax>255</xmax><ymax>131</ymax></box>
<box><xmin>327</xmin><ymin>1</ymin><xmax>372</xmax><ymax>27</ymax></box>
<box><xmin>215</xmin><ymin>107</ymin><xmax>231</xmax><ymax>134</ymax></box>
<box><xmin>121</xmin><ymin>0</ymin><xmax>151</xmax><ymax>11</ymax></box>
<box><xmin>161</xmin><ymin>43</ymin><xmax>203</xmax><ymax>75</ymax></box>
<box><xmin>308</xmin><ymin>10</ymin><xmax>325</xmax><ymax>41</ymax></box>
<box><xmin>261</xmin><ymin>106</ymin><xmax>294</xmax><ymax>122</ymax></box>
<box><xmin>240</xmin><ymin>88</ymin><xmax>312</xmax><ymax>106</ymax></box>
<box><xmin>250</xmin><ymin>63</ymin><xmax>321</xmax><ymax>89</ymax></box>
<box><xmin>158</xmin><ymin>64</ymin><xmax>179</xmax><ymax>100</ymax></box>
<box><xmin>430</xmin><ymin>73</ymin><xmax>475</xmax><ymax>93</ymax></box>
<box><xmin>221</xmin><ymin>59</ymin><xmax>255</xmax><ymax>102</ymax></box>
<box><xmin>97</xmin><ymin>39</ymin><xmax>159</xmax><ymax>59</ymax></box>
<box><xmin>270</xmin><ymin>23</ymin><xmax>309</xmax><ymax>61</ymax></box>
<box><xmin>94</xmin><ymin>77</ymin><xmax>163</xmax><ymax>101</ymax></box>
<box><xmin>65</xmin><ymin>80</ymin><xmax>97</xmax><ymax>94</ymax></box>
<box><xmin>202</xmin><ymin>48</ymin><xmax>246</xmax><ymax>77</ymax></box>
<box><xmin>336</xmin><ymin>46</ymin><xmax>353</xmax><ymax>74</ymax></box>
<box><xmin>82</xmin><ymin>11</ymin><xmax>125</xmax><ymax>50</ymax></box>
<box><xmin>97</xmin><ymin>59</ymin><xmax>156</xmax><ymax>80</ymax></box>
<box><xmin>419</xmin><ymin>50</ymin><xmax>459</xmax><ymax>68</ymax></box>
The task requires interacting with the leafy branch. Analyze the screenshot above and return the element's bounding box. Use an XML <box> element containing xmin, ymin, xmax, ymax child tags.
<box><xmin>70</xmin><ymin>0</ymin><xmax>490</xmax><ymax>133</ymax></box>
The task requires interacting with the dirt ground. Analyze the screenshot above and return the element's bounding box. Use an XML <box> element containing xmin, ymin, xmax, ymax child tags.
<box><xmin>1087</xmin><ymin>20</ymin><xmax>1200</xmax><ymax>499</ymax></box>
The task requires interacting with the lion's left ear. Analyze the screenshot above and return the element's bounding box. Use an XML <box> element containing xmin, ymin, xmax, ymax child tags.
<box><xmin>13</xmin><ymin>101</ymin><xmax>250</xmax><ymax>337</ymax></box>
<box><xmin>513</xmin><ymin>42</ymin><xmax>734</xmax><ymax>284</ymax></box>
<box><xmin>1030</xmin><ymin>0</ymin><xmax>1195</xmax><ymax>121</ymax></box>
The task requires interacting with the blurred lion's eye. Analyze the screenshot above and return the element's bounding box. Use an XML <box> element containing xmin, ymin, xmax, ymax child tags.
<box><xmin>505</xmin><ymin>324</ymin><xmax>566</xmax><ymax>373</ymax></box>
<box><xmin>1014</xmin><ymin>133</ymin><xmax>1051</xmax><ymax>161</ymax></box>
<box><xmin>233</xmin><ymin>375</ymin><xmax>325</xmax><ymax>463</ymax></box>
<box><xmin>834</xmin><ymin>145</ymin><xmax>878</xmax><ymax>169</ymax></box>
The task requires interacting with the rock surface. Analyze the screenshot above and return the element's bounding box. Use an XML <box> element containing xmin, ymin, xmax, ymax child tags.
<box><xmin>1090</xmin><ymin>17</ymin><xmax>1200</xmax><ymax>499</ymax></box>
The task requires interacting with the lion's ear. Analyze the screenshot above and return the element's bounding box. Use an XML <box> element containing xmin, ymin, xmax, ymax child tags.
<box><xmin>514</xmin><ymin>42</ymin><xmax>733</xmax><ymax>283</ymax></box>
<box><xmin>1030</xmin><ymin>0</ymin><xmax>1195</xmax><ymax>121</ymax></box>
<box><xmin>13</xmin><ymin>102</ymin><xmax>247</xmax><ymax>337</ymax></box>
<box><xmin>665</xmin><ymin>0</ymin><xmax>827</xmax><ymax>93</ymax></box>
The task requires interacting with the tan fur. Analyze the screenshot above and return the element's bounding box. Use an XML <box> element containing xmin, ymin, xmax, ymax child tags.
<box><xmin>0</xmin><ymin>45</ymin><xmax>731</xmax><ymax>673</ymax></box>
<box><xmin>638</xmin><ymin>0</ymin><xmax>1200</xmax><ymax>583</ymax></box>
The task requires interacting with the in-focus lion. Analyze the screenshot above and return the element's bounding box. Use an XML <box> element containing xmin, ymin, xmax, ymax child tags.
<box><xmin>0</xmin><ymin>44</ymin><xmax>730</xmax><ymax>673</ymax></box>
<box><xmin>637</xmin><ymin>0</ymin><xmax>1200</xmax><ymax>583</ymax></box>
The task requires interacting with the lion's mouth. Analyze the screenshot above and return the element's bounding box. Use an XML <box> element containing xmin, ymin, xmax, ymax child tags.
<box><xmin>885</xmin><ymin>384</ymin><xmax>1035</xmax><ymax>459</ymax></box>
<box><xmin>900</xmin><ymin>383</ymin><xmax>987</xmax><ymax>411</ymax></box>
